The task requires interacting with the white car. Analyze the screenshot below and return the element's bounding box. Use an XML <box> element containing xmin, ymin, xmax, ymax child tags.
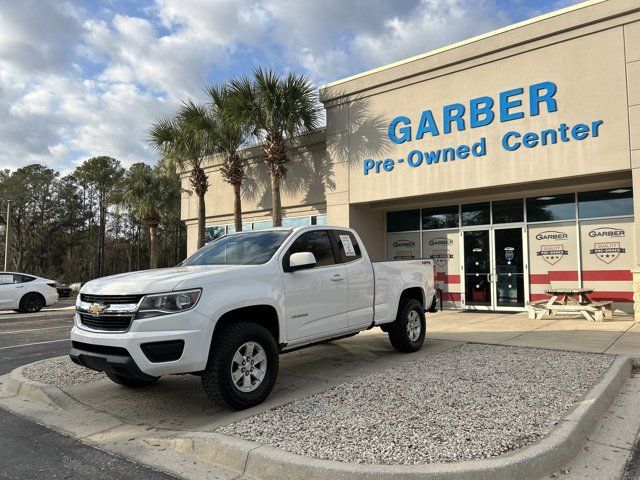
<box><xmin>0</xmin><ymin>272</ymin><xmax>59</xmax><ymax>313</ymax></box>
<box><xmin>71</xmin><ymin>226</ymin><xmax>436</xmax><ymax>409</ymax></box>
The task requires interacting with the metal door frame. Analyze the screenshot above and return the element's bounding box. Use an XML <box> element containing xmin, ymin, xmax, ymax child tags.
<box><xmin>460</xmin><ymin>225</ymin><xmax>529</xmax><ymax>311</ymax></box>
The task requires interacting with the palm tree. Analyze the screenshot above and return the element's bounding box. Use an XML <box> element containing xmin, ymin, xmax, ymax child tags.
<box><xmin>118</xmin><ymin>163</ymin><xmax>179</xmax><ymax>269</ymax></box>
<box><xmin>181</xmin><ymin>88</ymin><xmax>249</xmax><ymax>232</ymax></box>
<box><xmin>227</xmin><ymin>68</ymin><xmax>320</xmax><ymax>226</ymax></box>
<box><xmin>149</xmin><ymin>106</ymin><xmax>214</xmax><ymax>249</ymax></box>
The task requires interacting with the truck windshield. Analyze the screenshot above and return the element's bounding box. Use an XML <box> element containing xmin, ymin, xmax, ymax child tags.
<box><xmin>182</xmin><ymin>230</ymin><xmax>292</xmax><ymax>266</ymax></box>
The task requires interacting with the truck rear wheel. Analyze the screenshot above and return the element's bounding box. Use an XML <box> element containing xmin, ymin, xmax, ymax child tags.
<box><xmin>201</xmin><ymin>322</ymin><xmax>279</xmax><ymax>410</ymax></box>
<box><xmin>388</xmin><ymin>298</ymin><xmax>425</xmax><ymax>353</ymax></box>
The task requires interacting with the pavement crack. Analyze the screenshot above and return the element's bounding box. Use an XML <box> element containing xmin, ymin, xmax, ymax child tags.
<box><xmin>78</xmin><ymin>422</ymin><xmax>125</xmax><ymax>440</ymax></box>
<box><xmin>590</xmin><ymin>439</ymin><xmax>633</xmax><ymax>452</ymax></box>
<box><xmin>241</xmin><ymin>444</ymin><xmax>262</xmax><ymax>477</ymax></box>
<box><xmin>603</xmin><ymin>323</ymin><xmax>636</xmax><ymax>354</ymax></box>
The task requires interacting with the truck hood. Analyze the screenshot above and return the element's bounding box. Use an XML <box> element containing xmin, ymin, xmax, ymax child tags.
<box><xmin>81</xmin><ymin>265</ymin><xmax>249</xmax><ymax>295</ymax></box>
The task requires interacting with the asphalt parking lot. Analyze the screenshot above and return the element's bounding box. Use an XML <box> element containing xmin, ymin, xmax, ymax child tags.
<box><xmin>0</xmin><ymin>300</ymin><xmax>181</xmax><ymax>480</ymax></box>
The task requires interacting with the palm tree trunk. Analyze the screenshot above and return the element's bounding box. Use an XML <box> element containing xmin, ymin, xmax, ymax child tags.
<box><xmin>197</xmin><ymin>192</ymin><xmax>205</xmax><ymax>248</ymax></box>
<box><xmin>149</xmin><ymin>225</ymin><xmax>159</xmax><ymax>269</ymax></box>
<box><xmin>233</xmin><ymin>183</ymin><xmax>242</xmax><ymax>231</ymax></box>
<box><xmin>98</xmin><ymin>201</ymin><xmax>106</xmax><ymax>277</ymax></box>
<box><xmin>270</xmin><ymin>173</ymin><xmax>282</xmax><ymax>227</ymax></box>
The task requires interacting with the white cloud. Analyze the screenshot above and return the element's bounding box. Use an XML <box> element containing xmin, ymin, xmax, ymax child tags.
<box><xmin>0</xmin><ymin>0</ymin><xmax>581</xmax><ymax>173</ymax></box>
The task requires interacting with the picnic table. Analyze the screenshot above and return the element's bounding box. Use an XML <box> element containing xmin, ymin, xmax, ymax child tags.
<box><xmin>526</xmin><ymin>288</ymin><xmax>613</xmax><ymax>322</ymax></box>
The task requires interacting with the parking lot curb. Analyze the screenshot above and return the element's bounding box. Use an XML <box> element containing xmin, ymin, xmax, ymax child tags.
<box><xmin>5</xmin><ymin>363</ymin><xmax>77</xmax><ymax>409</ymax></box>
<box><xmin>4</xmin><ymin>356</ymin><xmax>634</xmax><ymax>480</ymax></box>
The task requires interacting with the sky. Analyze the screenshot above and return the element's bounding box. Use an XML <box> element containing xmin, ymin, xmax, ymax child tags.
<box><xmin>0</xmin><ymin>0</ymin><xmax>582</xmax><ymax>174</ymax></box>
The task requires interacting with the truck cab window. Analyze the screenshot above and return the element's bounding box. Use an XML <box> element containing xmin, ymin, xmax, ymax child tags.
<box><xmin>335</xmin><ymin>231</ymin><xmax>362</xmax><ymax>262</ymax></box>
<box><xmin>288</xmin><ymin>230</ymin><xmax>336</xmax><ymax>267</ymax></box>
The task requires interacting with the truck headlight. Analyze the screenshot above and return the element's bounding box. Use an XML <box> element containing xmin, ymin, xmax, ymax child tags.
<box><xmin>136</xmin><ymin>289</ymin><xmax>201</xmax><ymax>319</ymax></box>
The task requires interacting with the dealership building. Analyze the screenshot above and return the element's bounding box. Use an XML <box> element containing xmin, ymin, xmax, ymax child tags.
<box><xmin>181</xmin><ymin>0</ymin><xmax>640</xmax><ymax>314</ymax></box>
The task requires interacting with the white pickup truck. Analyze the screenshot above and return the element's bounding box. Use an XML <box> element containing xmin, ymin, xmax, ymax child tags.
<box><xmin>71</xmin><ymin>226</ymin><xmax>436</xmax><ymax>409</ymax></box>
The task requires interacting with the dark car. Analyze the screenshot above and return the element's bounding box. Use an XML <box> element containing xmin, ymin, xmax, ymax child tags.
<box><xmin>55</xmin><ymin>282</ymin><xmax>73</xmax><ymax>298</ymax></box>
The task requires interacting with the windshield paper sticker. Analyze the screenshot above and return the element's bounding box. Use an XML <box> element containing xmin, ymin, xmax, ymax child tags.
<box><xmin>340</xmin><ymin>235</ymin><xmax>356</xmax><ymax>256</ymax></box>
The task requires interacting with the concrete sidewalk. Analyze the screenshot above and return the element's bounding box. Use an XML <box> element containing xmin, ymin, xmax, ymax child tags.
<box><xmin>427</xmin><ymin>310</ymin><xmax>639</xmax><ymax>356</ymax></box>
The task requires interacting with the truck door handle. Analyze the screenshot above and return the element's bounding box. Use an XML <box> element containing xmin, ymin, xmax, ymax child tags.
<box><xmin>16</xmin><ymin>285</ymin><xmax>24</xmax><ymax>289</ymax></box>
<box><xmin>331</xmin><ymin>274</ymin><xmax>345</xmax><ymax>281</ymax></box>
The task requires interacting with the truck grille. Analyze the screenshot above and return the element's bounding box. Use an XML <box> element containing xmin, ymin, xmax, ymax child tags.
<box><xmin>80</xmin><ymin>294</ymin><xmax>144</xmax><ymax>304</ymax></box>
<box><xmin>79</xmin><ymin>313</ymin><xmax>133</xmax><ymax>332</ymax></box>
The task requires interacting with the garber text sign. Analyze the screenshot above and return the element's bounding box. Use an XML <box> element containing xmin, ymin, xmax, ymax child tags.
<box><xmin>363</xmin><ymin>81</ymin><xmax>603</xmax><ymax>175</ymax></box>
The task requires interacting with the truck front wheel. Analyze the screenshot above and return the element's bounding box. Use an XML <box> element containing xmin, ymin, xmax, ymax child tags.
<box><xmin>201</xmin><ymin>322</ymin><xmax>279</xmax><ymax>410</ymax></box>
<box><xmin>388</xmin><ymin>298</ymin><xmax>425</xmax><ymax>353</ymax></box>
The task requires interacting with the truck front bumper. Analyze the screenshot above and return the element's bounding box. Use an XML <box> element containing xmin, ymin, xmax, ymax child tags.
<box><xmin>69</xmin><ymin>309</ymin><xmax>213</xmax><ymax>377</ymax></box>
<box><xmin>70</xmin><ymin>341</ymin><xmax>159</xmax><ymax>381</ymax></box>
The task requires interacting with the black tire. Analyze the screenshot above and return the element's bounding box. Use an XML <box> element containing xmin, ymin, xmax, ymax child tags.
<box><xmin>428</xmin><ymin>295</ymin><xmax>438</xmax><ymax>313</ymax></box>
<box><xmin>105</xmin><ymin>371</ymin><xmax>158</xmax><ymax>388</ymax></box>
<box><xmin>201</xmin><ymin>322</ymin><xmax>279</xmax><ymax>410</ymax></box>
<box><xmin>388</xmin><ymin>298</ymin><xmax>426</xmax><ymax>353</ymax></box>
<box><xmin>19</xmin><ymin>292</ymin><xmax>45</xmax><ymax>313</ymax></box>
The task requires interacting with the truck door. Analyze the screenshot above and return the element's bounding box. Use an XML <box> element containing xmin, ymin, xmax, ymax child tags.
<box><xmin>282</xmin><ymin>230</ymin><xmax>348</xmax><ymax>341</ymax></box>
<box><xmin>332</xmin><ymin>230</ymin><xmax>374</xmax><ymax>329</ymax></box>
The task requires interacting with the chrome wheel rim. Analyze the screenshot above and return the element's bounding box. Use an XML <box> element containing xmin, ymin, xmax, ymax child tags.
<box><xmin>407</xmin><ymin>310</ymin><xmax>421</xmax><ymax>342</ymax></box>
<box><xmin>230</xmin><ymin>341</ymin><xmax>267</xmax><ymax>393</ymax></box>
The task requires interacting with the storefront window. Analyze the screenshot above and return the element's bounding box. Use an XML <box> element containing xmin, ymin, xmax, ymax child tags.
<box><xmin>578</xmin><ymin>188</ymin><xmax>633</xmax><ymax>219</ymax></box>
<box><xmin>252</xmin><ymin>220</ymin><xmax>273</xmax><ymax>230</ymax></box>
<box><xmin>204</xmin><ymin>225</ymin><xmax>225</xmax><ymax>243</ymax></box>
<box><xmin>526</xmin><ymin>193</ymin><xmax>576</xmax><ymax>222</ymax></box>
<box><xmin>283</xmin><ymin>216</ymin><xmax>312</xmax><ymax>227</ymax></box>
<box><xmin>387</xmin><ymin>209</ymin><xmax>420</xmax><ymax>232</ymax></box>
<box><xmin>312</xmin><ymin>214</ymin><xmax>328</xmax><ymax>225</ymax></box>
<box><xmin>461</xmin><ymin>202</ymin><xmax>490</xmax><ymax>226</ymax></box>
<box><xmin>227</xmin><ymin>223</ymin><xmax>252</xmax><ymax>233</ymax></box>
<box><xmin>422</xmin><ymin>205</ymin><xmax>459</xmax><ymax>229</ymax></box>
<box><xmin>492</xmin><ymin>199</ymin><xmax>524</xmax><ymax>224</ymax></box>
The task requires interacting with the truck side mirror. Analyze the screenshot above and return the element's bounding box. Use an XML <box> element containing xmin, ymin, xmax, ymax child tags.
<box><xmin>288</xmin><ymin>252</ymin><xmax>317</xmax><ymax>272</ymax></box>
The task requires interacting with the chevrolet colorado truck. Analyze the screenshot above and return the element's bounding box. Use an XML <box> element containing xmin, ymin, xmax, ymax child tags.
<box><xmin>71</xmin><ymin>226</ymin><xmax>436</xmax><ymax>410</ymax></box>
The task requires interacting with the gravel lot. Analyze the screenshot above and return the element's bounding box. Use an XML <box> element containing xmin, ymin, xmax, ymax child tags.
<box><xmin>220</xmin><ymin>344</ymin><xmax>612</xmax><ymax>465</ymax></box>
<box><xmin>22</xmin><ymin>356</ymin><xmax>105</xmax><ymax>387</ymax></box>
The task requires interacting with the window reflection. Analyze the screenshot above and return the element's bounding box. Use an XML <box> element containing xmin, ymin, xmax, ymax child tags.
<box><xmin>526</xmin><ymin>194</ymin><xmax>575</xmax><ymax>222</ymax></box>
<box><xmin>578</xmin><ymin>188</ymin><xmax>633</xmax><ymax>219</ymax></box>
<box><xmin>422</xmin><ymin>205</ymin><xmax>459</xmax><ymax>229</ymax></box>
<box><xmin>461</xmin><ymin>202</ymin><xmax>490</xmax><ymax>226</ymax></box>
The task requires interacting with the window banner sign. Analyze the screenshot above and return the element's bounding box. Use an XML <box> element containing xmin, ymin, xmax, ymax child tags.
<box><xmin>422</xmin><ymin>230</ymin><xmax>461</xmax><ymax>307</ymax></box>
<box><xmin>579</xmin><ymin>219</ymin><xmax>634</xmax><ymax>312</ymax></box>
<box><xmin>386</xmin><ymin>232</ymin><xmax>420</xmax><ymax>261</ymax></box>
<box><xmin>528</xmin><ymin>223</ymin><xmax>578</xmax><ymax>300</ymax></box>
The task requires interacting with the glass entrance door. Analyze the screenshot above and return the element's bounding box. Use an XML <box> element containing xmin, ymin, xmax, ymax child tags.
<box><xmin>493</xmin><ymin>227</ymin><xmax>525</xmax><ymax>308</ymax></box>
<box><xmin>462</xmin><ymin>227</ymin><xmax>527</xmax><ymax>310</ymax></box>
<box><xmin>463</xmin><ymin>230</ymin><xmax>492</xmax><ymax>307</ymax></box>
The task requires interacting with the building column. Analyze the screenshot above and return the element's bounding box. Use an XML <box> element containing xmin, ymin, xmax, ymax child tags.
<box><xmin>626</xmin><ymin>22</ymin><xmax>640</xmax><ymax>320</ymax></box>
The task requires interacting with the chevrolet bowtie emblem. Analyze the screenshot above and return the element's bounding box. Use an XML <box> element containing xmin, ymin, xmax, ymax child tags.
<box><xmin>88</xmin><ymin>303</ymin><xmax>106</xmax><ymax>315</ymax></box>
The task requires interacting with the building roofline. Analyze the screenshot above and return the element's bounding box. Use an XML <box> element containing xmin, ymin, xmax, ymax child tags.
<box><xmin>319</xmin><ymin>0</ymin><xmax>607</xmax><ymax>94</ymax></box>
